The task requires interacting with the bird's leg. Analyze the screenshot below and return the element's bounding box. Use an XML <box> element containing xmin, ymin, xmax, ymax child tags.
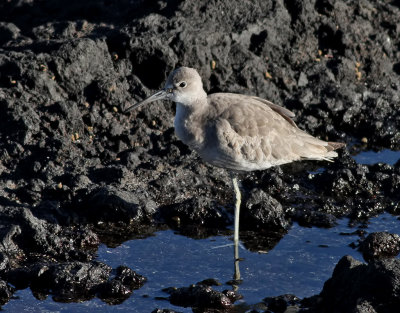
<box><xmin>231</xmin><ymin>173</ymin><xmax>241</xmax><ymax>281</ymax></box>
<box><xmin>231</xmin><ymin>175</ymin><xmax>241</xmax><ymax>245</ymax></box>
<box><xmin>234</xmin><ymin>236</ymin><xmax>241</xmax><ymax>282</ymax></box>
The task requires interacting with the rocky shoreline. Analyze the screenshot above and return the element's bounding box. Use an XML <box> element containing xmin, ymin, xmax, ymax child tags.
<box><xmin>0</xmin><ymin>0</ymin><xmax>399</xmax><ymax>312</ymax></box>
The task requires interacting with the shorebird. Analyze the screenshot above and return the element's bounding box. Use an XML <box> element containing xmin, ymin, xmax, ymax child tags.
<box><xmin>125</xmin><ymin>67</ymin><xmax>345</xmax><ymax>277</ymax></box>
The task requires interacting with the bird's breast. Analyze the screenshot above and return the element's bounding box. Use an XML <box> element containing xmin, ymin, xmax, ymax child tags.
<box><xmin>174</xmin><ymin>104</ymin><xmax>205</xmax><ymax>151</ymax></box>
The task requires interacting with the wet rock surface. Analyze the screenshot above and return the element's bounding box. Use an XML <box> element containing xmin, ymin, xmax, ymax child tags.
<box><xmin>163</xmin><ymin>281</ymin><xmax>241</xmax><ymax>311</ymax></box>
<box><xmin>5</xmin><ymin>261</ymin><xmax>145</xmax><ymax>303</ymax></box>
<box><xmin>263</xmin><ymin>294</ymin><xmax>301</xmax><ymax>313</ymax></box>
<box><xmin>0</xmin><ymin>0</ymin><xmax>399</xmax><ymax>311</ymax></box>
<box><xmin>359</xmin><ymin>232</ymin><xmax>400</xmax><ymax>263</ymax></box>
<box><xmin>303</xmin><ymin>255</ymin><xmax>400</xmax><ymax>313</ymax></box>
<box><xmin>0</xmin><ymin>280</ymin><xmax>14</xmax><ymax>306</ymax></box>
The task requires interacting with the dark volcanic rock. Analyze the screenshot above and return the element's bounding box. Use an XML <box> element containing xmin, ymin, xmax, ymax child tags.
<box><xmin>76</xmin><ymin>185</ymin><xmax>156</xmax><ymax>225</ymax></box>
<box><xmin>242</xmin><ymin>189</ymin><xmax>290</xmax><ymax>233</ymax></box>
<box><xmin>166</xmin><ymin>284</ymin><xmax>236</xmax><ymax>310</ymax></box>
<box><xmin>308</xmin><ymin>255</ymin><xmax>400</xmax><ymax>313</ymax></box>
<box><xmin>97</xmin><ymin>266</ymin><xmax>147</xmax><ymax>304</ymax></box>
<box><xmin>359</xmin><ymin>232</ymin><xmax>400</xmax><ymax>263</ymax></box>
<box><xmin>238</xmin><ymin>188</ymin><xmax>291</xmax><ymax>251</ymax></box>
<box><xmin>295</xmin><ymin>210</ymin><xmax>337</xmax><ymax>228</ymax></box>
<box><xmin>6</xmin><ymin>261</ymin><xmax>145</xmax><ymax>304</ymax></box>
<box><xmin>1</xmin><ymin>0</ymin><xmax>400</xmax><ymax>309</ymax></box>
<box><xmin>0</xmin><ymin>22</ymin><xmax>21</xmax><ymax>46</ymax></box>
<box><xmin>353</xmin><ymin>301</ymin><xmax>377</xmax><ymax>313</ymax></box>
<box><xmin>161</xmin><ymin>196</ymin><xmax>231</xmax><ymax>238</ymax></box>
<box><xmin>20</xmin><ymin>261</ymin><xmax>111</xmax><ymax>302</ymax></box>
<box><xmin>0</xmin><ymin>205</ymin><xmax>99</xmax><ymax>268</ymax></box>
<box><xmin>0</xmin><ymin>280</ymin><xmax>14</xmax><ymax>306</ymax></box>
<box><xmin>263</xmin><ymin>294</ymin><xmax>300</xmax><ymax>313</ymax></box>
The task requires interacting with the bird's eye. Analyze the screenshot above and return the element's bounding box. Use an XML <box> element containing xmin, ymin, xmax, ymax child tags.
<box><xmin>178</xmin><ymin>81</ymin><xmax>187</xmax><ymax>88</ymax></box>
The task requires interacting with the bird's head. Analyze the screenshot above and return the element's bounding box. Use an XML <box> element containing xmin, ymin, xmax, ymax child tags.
<box><xmin>125</xmin><ymin>67</ymin><xmax>206</xmax><ymax>112</ymax></box>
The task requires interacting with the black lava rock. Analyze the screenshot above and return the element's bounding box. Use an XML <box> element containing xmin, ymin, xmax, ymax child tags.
<box><xmin>263</xmin><ymin>294</ymin><xmax>300</xmax><ymax>313</ymax></box>
<box><xmin>309</xmin><ymin>255</ymin><xmax>400</xmax><ymax>313</ymax></box>
<box><xmin>75</xmin><ymin>186</ymin><xmax>156</xmax><ymax>225</ymax></box>
<box><xmin>1</xmin><ymin>0</ymin><xmax>400</xmax><ymax>310</ymax></box>
<box><xmin>161</xmin><ymin>196</ymin><xmax>231</xmax><ymax>237</ymax></box>
<box><xmin>30</xmin><ymin>261</ymin><xmax>111</xmax><ymax>302</ymax></box>
<box><xmin>96</xmin><ymin>266</ymin><xmax>146</xmax><ymax>304</ymax></box>
<box><xmin>242</xmin><ymin>189</ymin><xmax>290</xmax><ymax>233</ymax></box>
<box><xmin>359</xmin><ymin>232</ymin><xmax>400</xmax><ymax>263</ymax></box>
<box><xmin>6</xmin><ymin>261</ymin><xmax>145</xmax><ymax>304</ymax></box>
<box><xmin>167</xmin><ymin>284</ymin><xmax>233</xmax><ymax>310</ymax></box>
<box><xmin>0</xmin><ymin>280</ymin><xmax>14</xmax><ymax>306</ymax></box>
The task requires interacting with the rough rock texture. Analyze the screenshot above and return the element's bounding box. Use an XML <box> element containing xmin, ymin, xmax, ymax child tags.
<box><xmin>0</xmin><ymin>0</ymin><xmax>400</xmax><ymax>310</ymax></box>
<box><xmin>359</xmin><ymin>232</ymin><xmax>400</xmax><ymax>263</ymax></box>
<box><xmin>242</xmin><ymin>189</ymin><xmax>290</xmax><ymax>233</ymax></box>
<box><xmin>6</xmin><ymin>261</ymin><xmax>145</xmax><ymax>303</ymax></box>
<box><xmin>263</xmin><ymin>294</ymin><xmax>300</xmax><ymax>313</ymax></box>
<box><xmin>160</xmin><ymin>196</ymin><xmax>231</xmax><ymax>238</ymax></box>
<box><xmin>305</xmin><ymin>255</ymin><xmax>400</xmax><ymax>313</ymax></box>
<box><xmin>0</xmin><ymin>280</ymin><xmax>14</xmax><ymax>306</ymax></box>
<box><xmin>164</xmin><ymin>283</ymin><xmax>239</xmax><ymax>310</ymax></box>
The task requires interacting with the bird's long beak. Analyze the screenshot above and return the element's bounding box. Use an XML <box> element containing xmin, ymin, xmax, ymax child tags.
<box><xmin>124</xmin><ymin>89</ymin><xmax>169</xmax><ymax>113</ymax></box>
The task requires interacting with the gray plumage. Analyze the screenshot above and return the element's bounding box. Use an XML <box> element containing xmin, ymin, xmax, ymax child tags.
<box><xmin>126</xmin><ymin>66</ymin><xmax>344</xmax><ymax>172</ymax></box>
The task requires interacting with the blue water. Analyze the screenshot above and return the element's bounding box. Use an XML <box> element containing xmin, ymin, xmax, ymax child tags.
<box><xmin>353</xmin><ymin>149</ymin><xmax>400</xmax><ymax>165</ymax></box>
<box><xmin>4</xmin><ymin>213</ymin><xmax>400</xmax><ymax>313</ymax></box>
<box><xmin>3</xmin><ymin>149</ymin><xmax>400</xmax><ymax>312</ymax></box>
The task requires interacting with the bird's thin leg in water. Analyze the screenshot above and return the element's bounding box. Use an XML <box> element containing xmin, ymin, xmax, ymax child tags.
<box><xmin>234</xmin><ymin>236</ymin><xmax>241</xmax><ymax>282</ymax></box>
<box><xmin>231</xmin><ymin>173</ymin><xmax>241</xmax><ymax>281</ymax></box>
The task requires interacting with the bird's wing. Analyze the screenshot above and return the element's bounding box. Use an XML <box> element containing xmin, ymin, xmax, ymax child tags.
<box><xmin>204</xmin><ymin>94</ymin><xmax>336</xmax><ymax>170</ymax></box>
<box><xmin>251</xmin><ymin>96</ymin><xmax>297</xmax><ymax>127</ymax></box>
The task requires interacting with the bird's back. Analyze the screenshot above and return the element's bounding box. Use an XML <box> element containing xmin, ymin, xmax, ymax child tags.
<box><xmin>196</xmin><ymin>93</ymin><xmax>344</xmax><ymax>172</ymax></box>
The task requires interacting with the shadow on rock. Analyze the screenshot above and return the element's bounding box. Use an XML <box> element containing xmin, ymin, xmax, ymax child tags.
<box><xmin>6</xmin><ymin>261</ymin><xmax>146</xmax><ymax>304</ymax></box>
<box><xmin>160</xmin><ymin>196</ymin><xmax>231</xmax><ymax>239</ymax></box>
<box><xmin>162</xmin><ymin>280</ymin><xmax>242</xmax><ymax>312</ymax></box>
<box><xmin>71</xmin><ymin>185</ymin><xmax>161</xmax><ymax>246</ymax></box>
<box><xmin>303</xmin><ymin>255</ymin><xmax>400</xmax><ymax>313</ymax></box>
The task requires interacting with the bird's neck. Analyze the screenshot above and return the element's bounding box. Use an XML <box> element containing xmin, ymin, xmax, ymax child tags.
<box><xmin>174</xmin><ymin>100</ymin><xmax>208</xmax><ymax>150</ymax></box>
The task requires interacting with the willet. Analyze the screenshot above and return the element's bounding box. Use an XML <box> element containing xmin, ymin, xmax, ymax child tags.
<box><xmin>125</xmin><ymin>66</ymin><xmax>345</xmax><ymax>279</ymax></box>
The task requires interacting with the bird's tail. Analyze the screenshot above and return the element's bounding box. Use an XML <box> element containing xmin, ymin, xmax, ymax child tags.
<box><xmin>296</xmin><ymin>134</ymin><xmax>346</xmax><ymax>162</ymax></box>
<box><xmin>327</xmin><ymin>141</ymin><xmax>346</xmax><ymax>151</ymax></box>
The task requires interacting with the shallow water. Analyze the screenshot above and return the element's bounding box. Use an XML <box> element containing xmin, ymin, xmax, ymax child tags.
<box><xmin>3</xmin><ymin>150</ymin><xmax>400</xmax><ymax>312</ymax></box>
<box><xmin>5</xmin><ymin>213</ymin><xmax>400</xmax><ymax>313</ymax></box>
<box><xmin>352</xmin><ymin>149</ymin><xmax>400</xmax><ymax>165</ymax></box>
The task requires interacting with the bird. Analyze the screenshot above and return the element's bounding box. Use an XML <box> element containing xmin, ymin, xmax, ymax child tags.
<box><xmin>125</xmin><ymin>66</ymin><xmax>345</xmax><ymax>278</ymax></box>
